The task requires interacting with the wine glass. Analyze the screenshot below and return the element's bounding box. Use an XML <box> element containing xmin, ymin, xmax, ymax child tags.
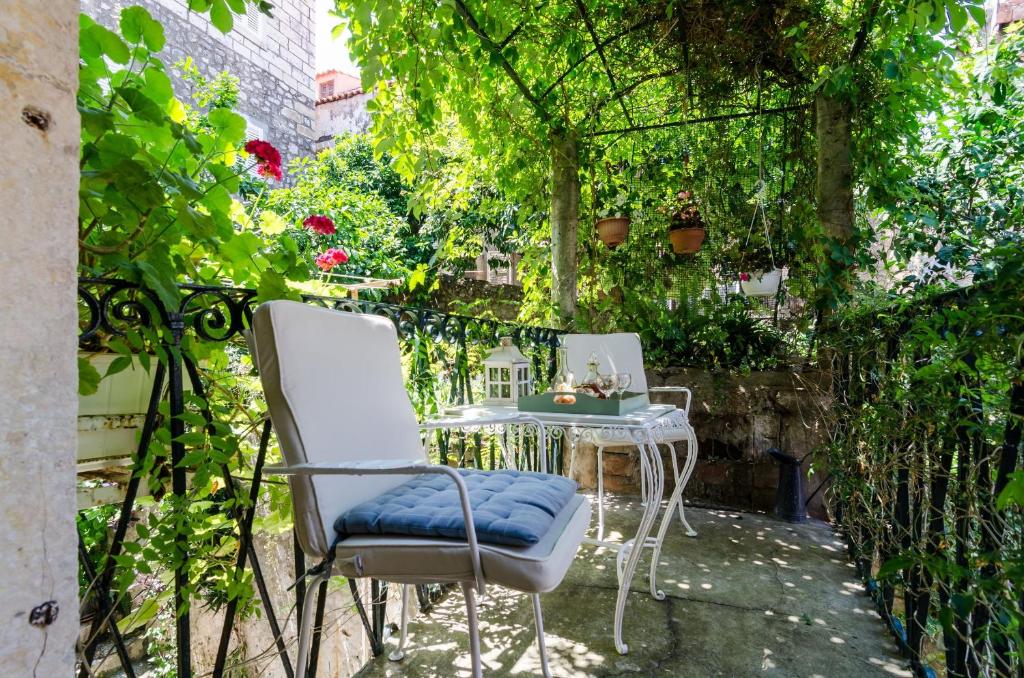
<box><xmin>614</xmin><ymin>372</ymin><xmax>632</xmax><ymax>399</ymax></box>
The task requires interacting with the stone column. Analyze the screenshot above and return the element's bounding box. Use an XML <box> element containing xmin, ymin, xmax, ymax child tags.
<box><xmin>0</xmin><ymin>2</ymin><xmax>80</xmax><ymax>674</ymax></box>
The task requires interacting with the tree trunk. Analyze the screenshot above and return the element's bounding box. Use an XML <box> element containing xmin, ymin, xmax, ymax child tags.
<box><xmin>815</xmin><ymin>92</ymin><xmax>854</xmax><ymax>306</ymax></box>
<box><xmin>550</xmin><ymin>129</ymin><xmax>580</xmax><ymax>322</ymax></box>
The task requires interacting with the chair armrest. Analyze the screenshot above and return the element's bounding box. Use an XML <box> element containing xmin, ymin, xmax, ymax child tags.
<box><xmin>648</xmin><ymin>386</ymin><xmax>692</xmax><ymax>416</ymax></box>
<box><xmin>263</xmin><ymin>459</ymin><xmax>428</xmax><ymax>475</ymax></box>
<box><xmin>262</xmin><ymin>460</ymin><xmax>486</xmax><ymax>594</ymax></box>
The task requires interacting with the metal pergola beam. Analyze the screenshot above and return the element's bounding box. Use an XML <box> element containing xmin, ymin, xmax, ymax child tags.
<box><xmin>584</xmin><ymin>102</ymin><xmax>811</xmax><ymax>137</ymax></box>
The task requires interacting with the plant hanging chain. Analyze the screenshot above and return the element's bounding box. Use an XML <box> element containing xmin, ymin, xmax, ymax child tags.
<box><xmin>741</xmin><ymin>70</ymin><xmax>776</xmax><ymax>273</ymax></box>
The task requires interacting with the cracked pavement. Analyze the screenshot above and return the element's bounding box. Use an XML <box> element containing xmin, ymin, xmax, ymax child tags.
<box><xmin>354</xmin><ymin>496</ymin><xmax>912</xmax><ymax>677</ymax></box>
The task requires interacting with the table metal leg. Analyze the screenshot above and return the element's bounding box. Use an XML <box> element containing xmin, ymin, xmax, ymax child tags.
<box><xmin>662</xmin><ymin>438</ymin><xmax>699</xmax><ymax>538</ymax></box>
<box><xmin>596</xmin><ymin>446</ymin><xmax>605</xmax><ymax>541</ymax></box>
<box><xmin>676</xmin><ymin>428</ymin><xmax>699</xmax><ymax>537</ymax></box>
<box><xmin>648</xmin><ymin>426</ymin><xmax>700</xmax><ymax>597</ymax></box>
<box><xmin>613</xmin><ymin>439</ymin><xmax>664</xmax><ymax>655</ymax></box>
<box><xmin>567</xmin><ymin>432</ymin><xmax>578</xmax><ymax>480</ymax></box>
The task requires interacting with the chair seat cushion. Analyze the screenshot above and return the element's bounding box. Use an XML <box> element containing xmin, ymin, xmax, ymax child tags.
<box><xmin>333</xmin><ymin>494</ymin><xmax>591</xmax><ymax>593</ymax></box>
<box><xmin>335</xmin><ymin>469</ymin><xmax>578</xmax><ymax>547</ymax></box>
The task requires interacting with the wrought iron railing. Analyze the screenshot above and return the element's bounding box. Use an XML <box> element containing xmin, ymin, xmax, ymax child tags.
<box><xmin>76</xmin><ymin>278</ymin><xmax>562</xmax><ymax>678</ymax></box>
<box><xmin>822</xmin><ymin>283</ymin><xmax>1023</xmax><ymax>678</ymax></box>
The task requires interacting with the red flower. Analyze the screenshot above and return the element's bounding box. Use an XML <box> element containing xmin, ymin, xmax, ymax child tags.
<box><xmin>315</xmin><ymin>247</ymin><xmax>349</xmax><ymax>271</ymax></box>
<box><xmin>245</xmin><ymin>139</ymin><xmax>283</xmax><ymax>182</ymax></box>
<box><xmin>739</xmin><ymin>272</ymin><xmax>751</xmax><ymax>282</ymax></box>
<box><xmin>257</xmin><ymin>162</ymin><xmax>283</xmax><ymax>181</ymax></box>
<box><xmin>303</xmin><ymin>214</ymin><xmax>337</xmax><ymax>235</ymax></box>
<box><xmin>244</xmin><ymin>139</ymin><xmax>281</xmax><ymax>167</ymax></box>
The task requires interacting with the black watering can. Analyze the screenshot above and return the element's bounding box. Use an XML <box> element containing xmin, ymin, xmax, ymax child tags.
<box><xmin>768</xmin><ymin>447</ymin><xmax>808</xmax><ymax>523</ymax></box>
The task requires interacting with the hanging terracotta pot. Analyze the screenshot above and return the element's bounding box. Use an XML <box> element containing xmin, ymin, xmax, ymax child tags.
<box><xmin>669</xmin><ymin>226</ymin><xmax>705</xmax><ymax>254</ymax></box>
<box><xmin>596</xmin><ymin>216</ymin><xmax>630</xmax><ymax>249</ymax></box>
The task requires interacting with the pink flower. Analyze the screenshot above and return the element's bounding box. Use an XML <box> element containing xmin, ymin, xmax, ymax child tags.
<box><xmin>739</xmin><ymin>272</ymin><xmax>751</xmax><ymax>282</ymax></box>
<box><xmin>303</xmin><ymin>214</ymin><xmax>337</xmax><ymax>235</ymax></box>
<box><xmin>315</xmin><ymin>247</ymin><xmax>349</xmax><ymax>271</ymax></box>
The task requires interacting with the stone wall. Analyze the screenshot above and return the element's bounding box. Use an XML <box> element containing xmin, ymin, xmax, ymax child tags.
<box><xmin>566</xmin><ymin>368</ymin><xmax>832</xmax><ymax>519</ymax></box>
<box><xmin>81</xmin><ymin>0</ymin><xmax>317</xmax><ymax>165</ymax></box>
<box><xmin>0</xmin><ymin>0</ymin><xmax>81</xmax><ymax>673</ymax></box>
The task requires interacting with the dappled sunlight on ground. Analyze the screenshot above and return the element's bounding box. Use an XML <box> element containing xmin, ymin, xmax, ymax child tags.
<box><xmin>355</xmin><ymin>497</ymin><xmax>910</xmax><ymax>677</ymax></box>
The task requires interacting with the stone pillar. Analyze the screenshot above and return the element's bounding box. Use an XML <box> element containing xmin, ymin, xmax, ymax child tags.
<box><xmin>0</xmin><ymin>2</ymin><xmax>80</xmax><ymax>674</ymax></box>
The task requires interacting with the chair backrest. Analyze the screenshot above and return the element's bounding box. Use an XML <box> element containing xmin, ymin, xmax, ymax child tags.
<box><xmin>561</xmin><ymin>333</ymin><xmax>650</xmax><ymax>393</ymax></box>
<box><xmin>252</xmin><ymin>301</ymin><xmax>425</xmax><ymax>558</ymax></box>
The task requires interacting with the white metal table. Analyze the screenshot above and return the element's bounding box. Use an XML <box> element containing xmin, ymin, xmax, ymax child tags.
<box><xmin>443</xmin><ymin>403</ymin><xmax>698</xmax><ymax>655</ymax></box>
<box><xmin>422</xmin><ymin>405</ymin><xmax>548</xmax><ymax>473</ymax></box>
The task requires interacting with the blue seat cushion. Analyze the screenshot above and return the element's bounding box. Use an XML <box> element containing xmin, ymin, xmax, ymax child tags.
<box><xmin>334</xmin><ymin>469</ymin><xmax>578</xmax><ymax>547</ymax></box>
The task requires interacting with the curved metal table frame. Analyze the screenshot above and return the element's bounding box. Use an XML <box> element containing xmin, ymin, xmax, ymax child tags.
<box><xmin>442</xmin><ymin>404</ymin><xmax>698</xmax><ymax>655</ymax></box>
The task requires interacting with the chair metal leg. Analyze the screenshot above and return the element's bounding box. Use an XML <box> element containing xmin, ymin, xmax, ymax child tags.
<box><xmin>388</xmin><ymin>584</ymin><xmax>410</xmax><ymax>662</ymax></box>
<box><xmin>532</xmin><ymin>594</ymin><xmax>552</xmax><ymax>678</ymax></box>
<box><xmin>296</xmin><ymin>571</ymin><xmax>329</xmax><ymax>678</ymax></box>
<box><xmin>461</xmin><ymin>582</ymin><xmax>483</xmax><ymax>678</ymax></box>
<box><xmin>596</xmin><ymin>446</ymin><xmax>605</xmax><ymax>541</ymax></box>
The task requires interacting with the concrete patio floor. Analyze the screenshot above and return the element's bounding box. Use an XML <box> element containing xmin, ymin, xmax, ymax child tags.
<box><xmin>355</xmin><ymin>495</ymin><xmax>911</xmax><ymax>677</ymax></box>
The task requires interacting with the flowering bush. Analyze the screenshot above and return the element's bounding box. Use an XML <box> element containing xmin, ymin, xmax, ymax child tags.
<box><xmin>78</xmin><ymin>6</ymin><xmax>306</xmax><ymax>308</ymax></box>
<box><xmin>261</xmin><ymin>138</ymin><xmax>414</xmax><ymax>283</ymax></box>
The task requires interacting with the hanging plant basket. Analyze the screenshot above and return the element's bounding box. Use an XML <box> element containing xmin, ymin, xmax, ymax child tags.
<box><xmin>668</xmin><ymin>226</ymin><xmax>705</xmax><ymax>254</ymax></box>
<box><xmin>596</xmin><ymin>216</ymin><xmax>631</xmax><ymax>249</ymax></box>
<box><xmin>740</xmin><ymin>269</ymin><xmax>783</xmax><ymax>297</ymax></box>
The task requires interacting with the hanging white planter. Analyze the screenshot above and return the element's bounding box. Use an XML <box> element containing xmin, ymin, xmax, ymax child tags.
<box><xmin>740</xmin><ymin>269</ymin><xmax>783</xmax><ymax>297</ymax></box>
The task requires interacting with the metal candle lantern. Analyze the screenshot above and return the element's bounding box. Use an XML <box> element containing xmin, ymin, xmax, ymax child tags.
<box><xmin>483</xmin><ymin>337</ymin><xmax>532</xmax><ymax>404</ymax></box>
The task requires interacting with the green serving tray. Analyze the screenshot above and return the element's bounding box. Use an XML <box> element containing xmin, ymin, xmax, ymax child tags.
<box><xmin>518</xmin><ymin>391</ymin><xmax>650</xmax><ymax>416</ymax></box>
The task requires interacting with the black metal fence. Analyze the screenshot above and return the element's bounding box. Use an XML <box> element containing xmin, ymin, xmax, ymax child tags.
<box><xmin>76</xmin><ymin>278</ymin><xmax>562</xmax><ymax>678</ymax></box>
<box><xmin>823</xmin><ymin>284</ymin><xmax>1023</xmax><ymax>678</ymax></box>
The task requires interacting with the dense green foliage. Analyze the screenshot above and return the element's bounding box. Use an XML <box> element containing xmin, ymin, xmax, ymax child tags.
<box><xmin>263</xmin><ymin>136</ymin><xmax>414</xmax><ymax>281</ymax></box>
<box><xmin>825</xmin><ymin>29</ymin><xmax>1024</xmax><ymax>675</ymax></box>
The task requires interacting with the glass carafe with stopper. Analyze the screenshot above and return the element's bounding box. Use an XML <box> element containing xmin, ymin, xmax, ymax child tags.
<box><xmin>581</xmin><ymin>352</ymin><xmax>602</xmax><ymax>387</ymax></box>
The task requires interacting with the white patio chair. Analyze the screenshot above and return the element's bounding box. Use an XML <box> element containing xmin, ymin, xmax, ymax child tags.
<box><xmin>250</xmin><ymin>301</ymin><xmax>590</xmax><ymax>678</ymax></box>
<box><xmin>562</xmin><ymin>333</ymin><xmax>698</xmax><ymax>540</ymax></box>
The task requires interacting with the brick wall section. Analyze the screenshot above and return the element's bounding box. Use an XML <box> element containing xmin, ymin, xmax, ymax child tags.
<box><xmin>566</xmin><ymin>368</ymin><xmax>832</xmax><ymax>519</ymax></box>
<box><xmin>81</xmin><ymin>0</ymin><xmax>316</xmax><ymax>165</ymax></box>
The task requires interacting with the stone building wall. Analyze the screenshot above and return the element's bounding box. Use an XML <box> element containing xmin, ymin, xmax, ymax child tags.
<box><xmin>0</xmin><ymin>1</ymin><xmax>81</xmax><ymax>673</ymax></box>
<box><xmin>315</xmin><ymin>91</ymin><xmax>375</xmax><ymax>147</ymax></box>
<box><xmin>566</xmin><ymin>368</ymin><xmax>832</xmax><ymax>519</ymax></box>
<box><xmin>81</xmin><ymin>0</ymin><xmax>317</xmax><ymax>165</ymax></box>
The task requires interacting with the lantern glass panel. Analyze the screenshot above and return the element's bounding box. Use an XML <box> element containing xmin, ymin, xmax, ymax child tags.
<box><xmin>489</xmin><ymin>384</ymin><xmax>499</xmax><ymax>398</ymax></box>
<box><xmin>489</xmin><ymin>367</ymin><xmax>499</xmax><ymax>381</ymax></box>
<box><xmin>500</xmin><ymin>367</ymin><xmax>510</xmax><ymax>381</ymax></box>
<box><xmin>501</xmin><ymin>384</ymin><xmax>511</xmax><ymax>398</ymax></box>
